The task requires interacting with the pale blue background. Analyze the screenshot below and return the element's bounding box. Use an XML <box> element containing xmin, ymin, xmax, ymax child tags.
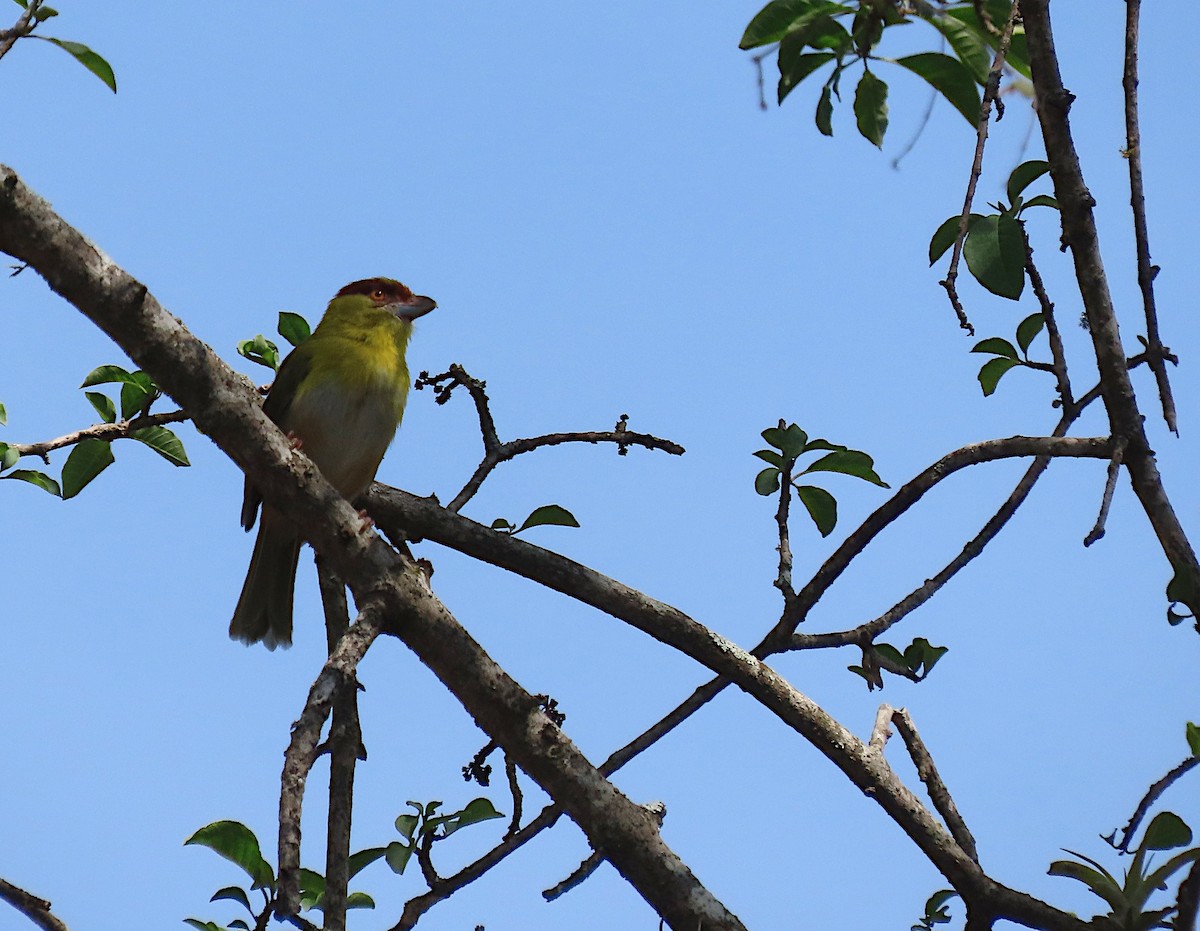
<box><xmin>2</xmin><ymin>3</ymin><xmax>1198</xmax><ymax>930</ymax></box>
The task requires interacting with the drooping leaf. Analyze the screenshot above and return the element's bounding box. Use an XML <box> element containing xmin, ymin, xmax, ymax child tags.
<box><xmin>754</xmin><ymin>449</ymin><xmax>786</xmax><ymax>469</ymax></box>
<box><xmin>0</xmin><ymin>442</ymin><xmax>19</xmax><ymax>470</ymax></box>
<box><xmin>802</xmin><ymin>449</ymin><xmax>888</xmax><ymax>487</ymax></box>
<box><xmin>963</xmin><ymin>213</ymin><xmax>1025</xmax><ymax>299</ymax></box>
<box><xmin>1021</xmin><ymin>194</ymin><xmax>1059</xmax><ymax>211</ymax></box>
<box><xmin>1048</xmin><ymin>857</ymin><xmax>1125</xmax><ymax>913</ymax></box>
<box><xmin>1015</xmin><ymin>313</ymin><xmax>1045</xmax><ymax>353</ymax></box>
<box><xmin>131</xmin><ymin>426</ymin><xmax>190</xmax><ymax>466</ymax></box>
<box><xmin>184</xmin><ymin>821</ymin><xmax>275</xmax><ymax>889</ymax></box>
<box><xmin>977</xmin><ymin>357</ymin><xmax>1020</xmax><ymax>397</ymax></box>
<box><xmin>85</xmin><ymin>391</ymin><xmax>116</xmax><ymax>423</ymax></box>
<box><xmin>237</xmin><ymin>335</ymin><xmax>280</xmax><ymax>371</ymax></box>
<box><xmin>874</xmin><ymin>642</ymin><xmax>907</xmax><ymax>671</ymax></box>
<box><xmin>970</xmin><ymin>337</ymin><xmax>1018</xmax><ymax>359</ymax></box>
<box><xmin>796</xmin><ymin>484</ymin><xmax>837</xmax><ymax>536</ymax></box>
<box><xmin>119</xmin><ymin>371</ymin><xmax>157</xmax><ymax>419</ymax></box>
<box><xmin>33</xmin><ymin>37</ymin><xmax>117</xmax><ymax>92</ymax></box>
<box><xmin>345</xmin><ymin>892</ymin><xmax>376</xmax><ymax>910</ymax></box>
<box><xmin>755</xmin><ymin>467</ymin><xmax>782</xmax><ymax>496</ymax></box>
<box><xmin>183</xmin><ymin>921</ymin><xmax>224</xmax><ymax>931</ymax></box>
<box><xmin>1007</xmin><ymin>159</ymin><xmax>1050</xmax><ymax>204</ymax></box>
<box><xmin>927</xmin><ymin>13</ymin><xmax>991</xmax><ymax>82</ymax></box>
<box><xmin>394</xmin><ymin>813</ymin><xmax>419</xmax><ymax>840</ymax></box>
<box><xmin>894</xmin><ymin>53</ymin><xmax>981</xmax><ymax>125</ymax></box>
<box><xmin>778</xmin><ymin>51</ymin><xmax>835</xmax><ymax>104</ymax></box>
<box><xmin>2</xmin><ymin>469</ymin><xmax>61</xmax><ymax>496</ymax></box>
<box><xmin>1142</xmin><ymin>811</ymin><xmax>1192</xmax><ymax>851</ymax></box>
<box><xmin>443</xmin><ymin>797</ymin><xmax>504</xmax><ymax>836</ymax></box>
<box><xmin>816</xmin><ymin>84</ymin><xmax>834</xmax><ymax>135</ymax></box>
<box><xmin>944</xmin><ymin>5</ymin><xmax>1031</xmax><ymax>79</ymax></box>
<box><xmin>277</xmin><ymin>312</ymin><xmax>311</xmax><ymax>347</ymax></box>
<box><xmin>297</xmin><ymin>868</ymin><xmax>325</xmax><ymax>910</ymax></box>
<box><xmin>929</xmin><ymin>213</ymin><xmax>983</xmax><ymax>265</ymax></box>
<box><xmin>0</xmin><ymin>401</ymin><xmax>6</xmax><ymax>425</ymax></box>
<box><xmin>908</xmin><ymin>637</ymin><xmax>949</xmax><ymax>675</ymax></box>
<box><xmin>1187</xmin><ymin>722</ymin><xmax>1200</xmax><ymax>759</ymax></box>
<box><xmin>515</xmin><ymin>504</ymin><xmax>579</xmax><ymax>534</ymax></box>
<box><xmin>384</xmin><ymin>841</ymin><xmax>414</xmax><ymax>875</ymax></box>
<box><xmin>740</xmin><ymin>0</ymin><xmax>821</xmax><ymax>49</ymax></box>
<box><xmin>853</xmin><ymin>70</ymin><xmax>889</xmax><ymax>147</ymax></box>
<box><xmin>61</xmin><ymin>438</ymin><xmax>114</xmax><ymax>499</ymax></box>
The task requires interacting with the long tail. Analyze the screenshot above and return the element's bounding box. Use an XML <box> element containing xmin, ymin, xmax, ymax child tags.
<box><xmin>229</xmin><ymin>510</ymin><xmax>301</xmax><ymax>650</ymax></box>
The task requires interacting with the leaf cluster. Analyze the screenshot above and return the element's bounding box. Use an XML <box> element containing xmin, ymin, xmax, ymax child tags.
<box><xmin>378</xmin><ymin>797</ymin><xmax>505</xmax><ymax>877</ymax></box>
<box><xmin>10</xmin><ymin>0</ymin><xmax>116</xmax><ymax>91</ymax></box>
<box><xmin>236</xmin><ymin>312</ymin><xmax>312</xmax><ymax>372</ymax></box>
<box><xmin>848</xmin><ymin>636</ymin><xmax>948</xmax><ymax>689</ymax></box>
<box><xmin>740</xmin><ymin>0</ymin><xmax>1030</xmax><ymax>146</ymax></box>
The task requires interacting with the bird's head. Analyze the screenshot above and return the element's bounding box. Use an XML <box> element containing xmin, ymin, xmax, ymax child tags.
<box><xmin>334</xmin><ymin>277</ymin><xmax>436</xmax><ymax>321</ymax></box>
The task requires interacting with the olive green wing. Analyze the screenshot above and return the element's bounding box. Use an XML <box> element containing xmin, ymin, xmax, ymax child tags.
<box><xmin>240</xmin><ymin>346</ymin><xmax>314</xmax><ymax>531</ymax></box>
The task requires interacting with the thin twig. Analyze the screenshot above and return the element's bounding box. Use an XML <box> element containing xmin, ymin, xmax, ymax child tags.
<box><xmin>892</xmin><ymin>708</ymin><xmax>979</xmax><ymax>863</ymax></box>
<box><xmin>1110</xmin><ymin>755</ymin><xmax>1200</xmax><ymax>853</ymax></box>
<box><xmin>11</xmin><ymin>409</ymin><xmax>190</xmax><ymax>462</ymax></box>
<box><xmin>1177</xmin><ymin>857</ymin><xmax>1200</xmax><ymax>931</ymax></box>
<box><xmin>0</xmin><ymin>877</ymin><xmax>69</xmax><ymax>931</ymax></box>
<box><xmin>504</xmin><ymin>754</ymin><xmax>523</xmax><ymax>840</ymax></box>
<box><xmin>1122</xmin><ymin>0</ymin><xmax>1177</xmax><ymax>434</ymax></box>
<box><xmin>940</xmin><ymin>2</ymin><xmax>1020</xmax><ymax>335</ymax></box>
<box><xmin>772</xmin><ymin>420</ymin><xmax>797</xmax><ymax>609</ymax></box>
<box><xmin>1022</xmin><ymin>226</ymin><xmax>1073</xmax><ymax>411</ymax></box>
<box><xmin>543</xmin><ymin>802</ymin><xmax>667</xmax><ymax>902</ymax></box>
<box><xmin>1083</xmin><ymin>436</ymin><xmax>1127</xmax><ymax>547</ymax></box>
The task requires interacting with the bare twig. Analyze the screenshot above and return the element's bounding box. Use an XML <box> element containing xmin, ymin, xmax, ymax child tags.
<box><xmin>0</xmin><ymin>877</ymin><xmax>69</xmax><ymax>931</ymax></box>
<box><xmin>11</xmin><ymin>408</ymin><xmax>190</xmax><ymax>462</ymax></box>
<box><xmin>892</xmin><ymin>708</ymin><xmax>979</xmax><ymax>863</ymax></box>
<box><xmin>504</xmin><ymin>754</ymin><xmax>523</xmax><ymax>839</ymax></box>
<box><xmin>940</xmin><ymin>1</ymin><xmax>1020</xmax><ymax>335</ymax></box>
<box><xmin>772</xmin><ymin>421</ymin><xmax>797</xmax><ymax>609</ymax></box>
<box><xmin>1083</xmin><ymin>436</ymin><xmax>1127</xmax><ymax>547</ymax></box>
<box><xmin>543</xmin><ymin>802</ymin><xmax>667</xmax><ymax>902</ymax></box>
<box><xmin>417</xmin><ymin>366</ymin><xmax>683</xmax><ymax>513</ymax></box>
<box><xmin>1122</xmin><ymin>0</ymin><xmax>1177</xmax><ymax>434</ymax></box>
<box><xmin>1110</xmin><ymin>755</ymin><xmax>1200</xmax><ymax>854</ymax></box>
<box><xmin>1022</xmin><ymin>226</ymin><xmax>1073</xmax><ymax>411</ymax></box>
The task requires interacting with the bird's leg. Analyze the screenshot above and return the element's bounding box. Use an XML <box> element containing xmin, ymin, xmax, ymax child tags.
<box><xmin>355</xmin><ymin>509</ymin><xmax>375</xmax><ymax>533</ymax></box>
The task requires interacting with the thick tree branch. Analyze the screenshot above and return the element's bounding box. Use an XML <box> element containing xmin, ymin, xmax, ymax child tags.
<box><xmin>1022</xmin><ymin>1</ymin><xmax>1200</xmax><ymax>619</ymax></box>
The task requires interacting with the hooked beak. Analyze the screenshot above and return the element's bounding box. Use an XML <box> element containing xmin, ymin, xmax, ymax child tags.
<box><xmin>394</xmin><ymin>293</ymin><xmax>437</xmax><ymax>321</ymax></box>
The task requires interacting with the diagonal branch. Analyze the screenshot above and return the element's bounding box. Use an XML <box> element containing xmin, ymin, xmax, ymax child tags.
<box><xmin>0</xmin><ymin>877</ymin><xmax>69</xmax><ymax>931</ymax></box>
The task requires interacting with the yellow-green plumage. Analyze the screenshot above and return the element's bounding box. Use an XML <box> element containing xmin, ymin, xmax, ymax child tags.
<box><xmin>231</xmin><ymin>277</ymin><xmax>436</xmax><ymax>649</ymax></box>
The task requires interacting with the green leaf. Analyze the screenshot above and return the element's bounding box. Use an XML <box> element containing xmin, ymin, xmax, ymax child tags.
<box><xmin>1021</xmin><ymin>194</ymin><xmax>1058</xmax><ymax>211</ymax></box>
<box><xmin>297</xmin><ymin>868</ymin><xmax>325</xmax><ymax>910</ymax></box>
<box><xmin>85</xmin><ymin>391</ymin><xmax>116</xmax><ymax>423</ymax></box>
<box><xmin>929</xmin><ymin>213</ymin><xmax>983</xmax><ymax>265</ymax></box>
<box><xmin>0</xmin><ymin>442</ymin><xmax>19</xmax><ymax>470</ymax></box>
<box><xmin>778</xmin><ymin>51</ymin><xmax>835</xmax><ymax>104</ymax></box>
<box><xmin>515</xmin><ymin>504</ymin><xmax>580</xmax><ymax>533</ymax></box>
<box><xmin>944</xmin><ymin>5</ymin><xmax>1031</xmax><ymax>79</ymax></box>
<box><xmin>277</xmin><ymin>312</ymin><xmax>311</xmax><ymax>347</ymax></box>
<box><xmin>802</xmin><ymin>449</ymin><xmax>888</xmax><ymax>487</ymax></box>
<box><xmin>894</xmin><ymin>53</ymin><xmax>981</xmax><ymax>125</ymax></box>
<box><xmin>490</xmin><ymin>517</ymin><xmax>515</xmax><ymax>533</ymax></box>
<box><xmin>345</xmin><ymin>892</ymin><xmax>375</xmax><ymax>910</ymax></box>
<box><xmin>0</xmin><ymin>401</ymin><xmax>6</xmax><ymax>426</ymax></box>
<box><xmin>754</xmin><ymin>449</ymin><xmax>786</xmax><ymax>469</ymax></box>
<box><xmin>1015</xmin><ymin>313</ymin><xmax>1045</xmax><ymax>353</ymax></box>
<box><xmin>796</xmin><ymin>484</ymin><xmax>837</xmax><ymax>536</ymax></box>
<box><xmin>210</xmin><ymin>886</ymin><xmax>253</xmax><ymax>915</ymax></box>
<box><xmin>755</xmin><ymin>466</ymin><xmax>781</xmax><ymax>496</ymax></box>
<box><xmin>1187</xmin><ymin>722</ymin><xmax>1200</xmax><ymax>759</ymax></box>
<box><xmin>963</xmin><ymin>213</ymin><xmax>1025</xmax><ymax>299</ymax></box>
<box><xmin>184</xmin><ymin>821</ymin><xmax>275</xmax><ymax>890</ymax></box>
<box><xmin>384</xmin><ymin>841</ymin><xmax>413</xmax><ymax>875</ymax></box>
<box><xmin>909</xmin><ymin>637</ymin><xmax>949</xmax><ymax>675</ymax></box>
<box><xmin>927</xmin><ymin>13</ymin><xmax>991</xmax><ymax>83</ymax></box>
<box><xmin>977</xmin><ymin>357</ymin><xmax>1020</xmax><ymax>397</ymax></box>
<box><xmin>740</xmin><ymin>0</ymin><xmax>818</xmax><ymax>49</ymax></box>
<box><xmin>61</xmin><ymin>438</ymin><xmax>114</xmax><ymax>499</ymax></box>
<box><xmin>33</xmin><ymin>37</ymin><xmax>117</xmax><ymax>92</ymax></box>
<box><xmin>762</xmin><ymin>423</ymin><xmax>807</xmax><ymax>459</ymax></box>
<box><xmin>2</xmin><ymin>469</ymin><xmax>62</xmax><ymax>496</ymax></box>
<box><xmin>348</xmin><ymin>846</ymin><xmax>388</xmax><ymax>879</ymax></box>
<box><xmin>183</xmin><ymin>921</ymin><xmax>224</xmax><ymax>931</ymax></box>
<box><xmin>445</xmin><ymin>797</ymin><xmax>504</xmax><ymax>836</ymax></box>
<box><xmin>32</xmin><ymin>4</ymin><xmax>57</xmax><ymax>20</ymax></box>
<box><xmin>131</xmin><ymin>425</ymin><xmax>190</xmax><ymax>466</ymax></box>
<box><xmin>119</xmin><ymin>373</ymin><xmax>157</xmax><ymax>419</ymax></box>
<box><xmin>1007</xmin><ymin>159</ymin><xmax>1050</xmax><ymax>204</ymax></box>
<box><xmin>80</xmin><ymin>364</ymin><xmax>133</xmax><ymax>388</ymax></box>
<box><xmin>816</xmin><ymin>84</ymin><xmax>834</xmax><ymax>135</ymax></box>
<box><xmin>971</xmin><ymin>337</ymin><xmax>1018</xmax><ymax>359</ymax></box>
<box><xmin>236</xmin><ymin>335</ymin><xmax>280</xmax><ymax>372</ymax></box>
<box><xmin>394</xmin><ymin>813</ymin><xmax>419</xmax><ymax>840</ymax></box>
<box><xmin>854</xmin><ymin>70</ymin><xmax>888</xmax><ymax>147</ymax></box>
<box><xmin>874</xmin><ymin>642</ymin><xmax>908</xmax><ymax>671</ymax></box>
<box><xmin>1142</xmin><ymin>811</ymin><xmax>1192</xmax><ymax>851</ymax></box>
<box><xmin>1048</xmin><ymin>857</ymin><xmax>1125</xmax><ymax>912</ymax></box>
<box><xmin>229</xmin><ymin>922</ymin><xmax>250</xmax><ymax>930</ymax></box>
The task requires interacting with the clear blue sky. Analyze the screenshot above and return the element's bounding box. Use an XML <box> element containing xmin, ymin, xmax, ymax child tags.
<box><xmin>3</xmin><ymin>3</ymin><xmax>1198</xmax><ymax>929</ymax></box>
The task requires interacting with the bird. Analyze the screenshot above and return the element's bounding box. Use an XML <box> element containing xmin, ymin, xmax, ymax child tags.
<box><xmin>230</xmin><ymin>277</ymin><xmax>436</xmax><ymax>649</ymax></box>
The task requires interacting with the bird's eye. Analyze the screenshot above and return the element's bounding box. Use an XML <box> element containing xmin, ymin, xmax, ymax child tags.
<box><xmin>372</xmin><ymin>289</ymin><xmax>385</xmax><ymax>299</ymax></box>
